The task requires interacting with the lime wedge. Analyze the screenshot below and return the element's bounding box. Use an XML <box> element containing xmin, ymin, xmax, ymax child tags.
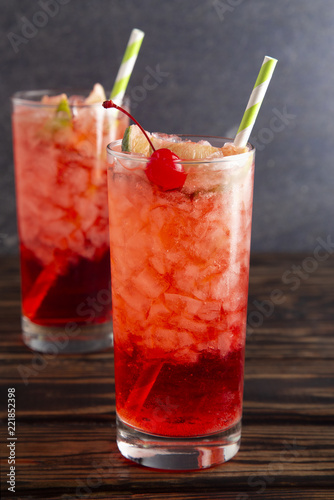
<box><xmin>56</xmin><ymin>97</ymin><xmax>71</xmax><ymax>120</ymax></box>
<box><xmin>160</xmin><ymin>141</ymin><xmax>221</xmax><ymax>160</ymax></box>
<box><xmin>43</xmin><ymin>95</ymin><xmax>72</xmax><ymax>134</ymax></box>
<box><xmin>122</xmin><ymin>124</ymin><xmax>153</xmax><ymax>156</ymax></box>
<box><xmin>49</xmin><ymin>96</ymin><xmax>72</xmax><ymax>130</ymax></box>
<box><xmin>121</xmin><ymin>125</ymin><xmax>247</xmax><ymax>160</ymax></box>
<box><xmin>158</xmin><ymin>138</ymin><xmax>247</xmax><ymax>159</ymax></box>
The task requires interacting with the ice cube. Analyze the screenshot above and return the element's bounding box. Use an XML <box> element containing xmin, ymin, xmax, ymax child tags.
<box><xmin>178</xmin><ymin>316</ymin><xmax>208</xmax><ymax>335</ymax></box>
<box><xmin>147</xmin><ymin>301</ymin><xmax>170</xmax><ymax>322</ymax></box>
<box><xmin>196</xmin><ymin>301</ymin><xmax>222</xmax><ymax>321</ymax></box>
<box><xmin>132</xmin><ymin>267</ymin><xmax>169</xmax><ymax>299</ymax></box>
<box><xmin>164</xmin><ymin>293</ymin><xmax>202</xmax><ymax>317</ymax></box>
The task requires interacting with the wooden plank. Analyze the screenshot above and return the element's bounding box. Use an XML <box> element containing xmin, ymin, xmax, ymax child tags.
<box><xmin>1</xmin><ymin>255</ymin><xmax>334</xmax><ymax>498</ymax></box>
<box><xmin>1</xmin><ymin>422</ymin><xmax>333</xmax><ymax>495</ymax></box>
<box><xmin>2</xmin><ymin>491</ymin><xmax>334</xmax><ymax>500</ymax></box>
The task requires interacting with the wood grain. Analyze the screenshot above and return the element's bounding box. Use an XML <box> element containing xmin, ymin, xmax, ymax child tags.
<box><xmin>0</xmin><ymin>254</ymin><xmax>334</xmax><ymax>499</ymax></box>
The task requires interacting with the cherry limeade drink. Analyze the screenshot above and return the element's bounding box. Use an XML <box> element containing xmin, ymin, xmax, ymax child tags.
<box><xmin>107</xmin><ymin>134</ymin><xmax>255</xmax><ymax>469</ymax></box>
<box><xmin>12</xmin><ymin>88</ymin><xmax>129</xmax><ymax>353</ymax></box>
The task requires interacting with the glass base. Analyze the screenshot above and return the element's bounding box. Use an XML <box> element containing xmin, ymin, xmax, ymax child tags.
<box><xmin>116</xmin><ymin>415</ymin><xmax>241</xmax><ymax>470</ymax></box>
<box><xmin>22</xmin><ymin>316</ymin><xmax>113</xmax><ymax>354</ymax></box>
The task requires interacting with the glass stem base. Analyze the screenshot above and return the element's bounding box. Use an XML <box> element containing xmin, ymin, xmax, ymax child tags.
<box><xmin>116</xmin><ymin>415</ymin><xmax>241</xmax><ymax>470</ymax></box>
<box><xmin>22</xmin><ymin>316</ymin><xmax>113</xmax><ymax>354</ymax></box>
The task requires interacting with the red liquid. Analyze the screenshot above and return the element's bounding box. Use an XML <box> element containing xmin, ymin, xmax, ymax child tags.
<box><xmin>20</xmin><ymin>244</ymin><xmax>111</xmax><ymax>326</ymax></box>
<box><xmin>115</xmin><ymin>343</ymin><xmax>245</xmax><ymax>437</ymax></box>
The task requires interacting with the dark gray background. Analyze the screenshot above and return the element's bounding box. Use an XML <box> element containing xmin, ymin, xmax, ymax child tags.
<box><xmin>1</xmin><ymin>0</ymin><xmax>334</xmax><ymax>254</ymax></box>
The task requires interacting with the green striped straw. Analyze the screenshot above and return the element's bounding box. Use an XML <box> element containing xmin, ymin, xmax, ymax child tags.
<box><xmin>110</xmin><ymin>28</ymin><xmax>145</xmax><ymax>102</ymax></box>
<box><xmin>234</xmin><ymin>56</ymin><xmax>278</xmax><ymax>148</ymax></box>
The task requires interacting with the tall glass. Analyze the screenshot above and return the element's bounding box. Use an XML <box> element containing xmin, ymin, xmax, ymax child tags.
<box><xmin>12</xmin><ymin>90</ymin><xmax>129</xmax><ymax>353</ymax></box>
<box><xmin>107</xmin><ymin>136</ymin><xmax>255</xmax><ymax>469</ymax></box>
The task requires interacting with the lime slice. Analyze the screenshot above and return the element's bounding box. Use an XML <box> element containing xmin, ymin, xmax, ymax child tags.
<box><xmin>122</xmin><ymin>125</ymin><xmax>219</xmax><ymax>159</ymax></box>
<box><xmin>56</xmin><ymin>97</ymin><xmax>71</xmax><ymax>120</ymax></box>
<box><xmin>122</xmin><ymin>124</ymin><xmax>153</xmax><ymax>156</ymax></box>
<box><xmin>122</xmin><ymin>125</ymin><xmax>247</xmax><ymax>159</ymax></box>
<box><xmin>160</xmin><ymin>141</ymin><xmax>221</xmax><ymax>160</ymax></box>
<box><xmin>48</xmin><ymin>96</ymin><xmax>72</xmax><ymax>130</ymax></box>
<box><xmin>43</xmin><ymin>95</ymin><xmax>72</xmax><ymax>134</ymax></box>
<box><xmin>159</xmin><ymin>139</ymin><xmax>247</xmax><ymax>158</ymax></box>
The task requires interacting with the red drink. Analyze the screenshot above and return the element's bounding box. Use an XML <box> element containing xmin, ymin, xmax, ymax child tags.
<box><xmin>107</xmin><ymin>135</ymin><xmax>255</xmax><ymax>468</ymax></box>
<box><xmin>12</xmin><ymin>89</ymin><xmax>129</xmax><ymax>353</ymax></box>
<box><xmin>114</xmin><ymin>344</ymin><xmax>245</xmax><ymax>437</ymax></box>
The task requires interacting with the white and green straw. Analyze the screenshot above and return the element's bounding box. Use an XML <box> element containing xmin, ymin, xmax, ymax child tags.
<box><xmin>234</xmin><ymin>56</ymin><xmax>278</xmax><ymax>148</ymax></box>
<box><xmin>110</xmin><ymin>28</ymin><xmax>145</xmax><ymax>103</ymax></box>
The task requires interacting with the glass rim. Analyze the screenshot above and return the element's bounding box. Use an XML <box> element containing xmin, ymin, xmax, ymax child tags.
<box><xmin>107</xmin><ymin>135</ymin><xmax>255</xmax><ymax>165</ymax></box>
<box><xmin>11</xmin><ymin>89</ymin><xmax>130</xmax><ymax>108</ymax></box>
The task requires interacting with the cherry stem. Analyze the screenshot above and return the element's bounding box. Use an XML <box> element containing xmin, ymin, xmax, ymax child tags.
<box><xmin>102</xmin><ymin>99</ymin><xmax>156</xmax><ymax>152</ymax></box>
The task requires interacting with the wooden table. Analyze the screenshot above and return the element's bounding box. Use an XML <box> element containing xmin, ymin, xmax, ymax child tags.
<box><xmin>1</xmin><ymin>254</ymin><xmax>333</xmax><ymax>499</ymax></box>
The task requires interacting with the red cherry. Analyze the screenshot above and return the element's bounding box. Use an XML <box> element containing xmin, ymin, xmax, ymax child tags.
<box><xmin>146</xmin><ymin>149</ymin><xmax>187</xmax><ymax>191</ymax></box>
<box><xmin>102</xmin><ymin>100</ymin><xmax>187</xmax><ymax>190</ymax></box>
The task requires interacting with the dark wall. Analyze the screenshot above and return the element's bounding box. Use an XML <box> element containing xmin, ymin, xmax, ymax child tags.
<box><xmin>1</xmin><ymin>0</ymin><xmax>334</xmax><ymax>253</ymax></box>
